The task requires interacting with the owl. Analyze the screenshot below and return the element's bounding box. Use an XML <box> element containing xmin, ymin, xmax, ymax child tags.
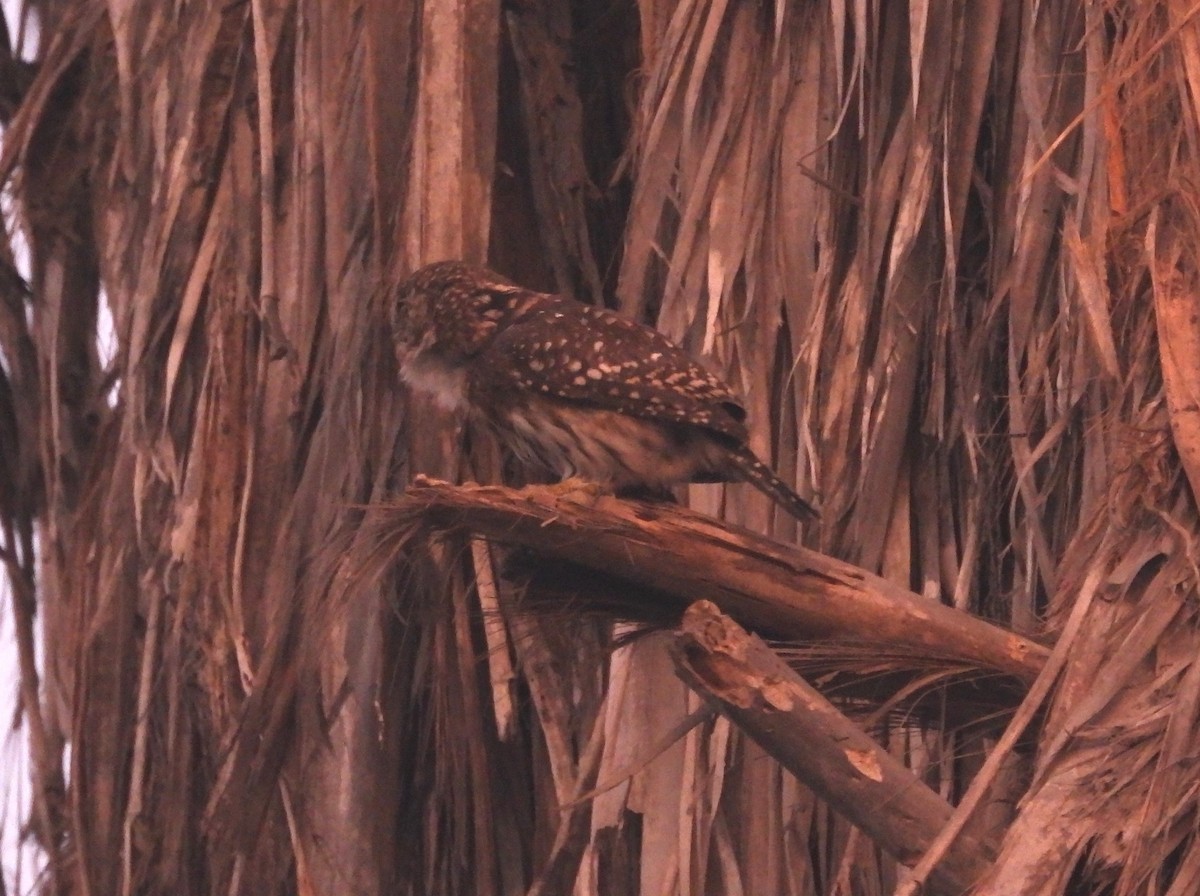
<box><xmin>389</xmin><ymin>260</ymin><xmax>818</xmax><ymax>522</ymax></box>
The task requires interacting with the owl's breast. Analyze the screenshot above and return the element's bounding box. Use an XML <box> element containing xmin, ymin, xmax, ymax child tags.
<box><xmin>479</xmin><ymin>392</ymin><xmax>730</xmax><ymax>490</ymax></box>
<box><xmin>399</xmin><ymin>351</ymin><xmax>469</xmax><ymax>411</ymax></box>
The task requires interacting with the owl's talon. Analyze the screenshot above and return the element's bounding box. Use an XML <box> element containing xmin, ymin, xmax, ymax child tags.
<box><xmin>543</xmin><ymin>477</ymin><xmax>608</xmax><ymax>507</ymax></box>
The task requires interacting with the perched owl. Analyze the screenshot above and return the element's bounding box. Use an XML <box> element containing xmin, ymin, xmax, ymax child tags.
<box><xmin>390</xmin><ymin>260</ymin><xmax>818</xmax><ymax>522</ymax></box>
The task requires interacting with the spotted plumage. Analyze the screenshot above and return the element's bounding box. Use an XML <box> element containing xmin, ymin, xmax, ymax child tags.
<box><xmin>389</xmin><ymin>260</ymin><xmax>819</xmax><ymax>522</ymax></box>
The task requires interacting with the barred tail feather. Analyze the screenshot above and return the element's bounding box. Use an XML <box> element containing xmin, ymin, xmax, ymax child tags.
<box><xmin>725</xmin><ymin>446</ymin><xmax>820</xmax><ymax>522</ymax></box>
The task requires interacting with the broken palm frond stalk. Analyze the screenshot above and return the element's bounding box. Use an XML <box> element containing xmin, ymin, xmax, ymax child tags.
<box><xmin>387</xmin><ymin>478</ymin><xmax>1047</xmax><ymax>684</ymax></box>
<box><xmin>671</xmin><ymin>600</ymin><xmax>996</xmax><ymax>896</ymax></box>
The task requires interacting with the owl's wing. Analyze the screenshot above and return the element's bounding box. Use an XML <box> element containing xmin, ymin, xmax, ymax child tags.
<box><xmin>476</xmin><ymin>299</ymin><xmax>751</xmax><ymax>443</ymax></box>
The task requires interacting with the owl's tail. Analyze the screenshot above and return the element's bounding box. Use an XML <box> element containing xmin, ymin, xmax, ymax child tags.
<box><xmin>726</xmin><ymin>445</ymin><xmax>820</xmax><ymax>522</ymax></box>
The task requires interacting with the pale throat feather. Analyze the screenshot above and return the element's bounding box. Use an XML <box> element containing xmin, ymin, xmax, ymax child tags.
<box><xmin>398</xmin><ymin>351</ymin><xmax>469</xmax><ymax>412</ymax></box>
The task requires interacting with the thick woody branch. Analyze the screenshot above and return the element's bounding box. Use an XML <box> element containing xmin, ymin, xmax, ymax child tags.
<box><xmin>396</xmin><ymin>479</ymin><xmax>1048</xmax><ymax>684</ymax></box>
<box><xmin>672</xmin><ymin>600</ymin><xmax>996</xmax><ymax>896</ymax></box>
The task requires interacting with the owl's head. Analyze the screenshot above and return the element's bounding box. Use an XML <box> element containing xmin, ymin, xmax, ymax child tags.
<box><xmin>389</xmin><ymin>261</ymin><xmax>530</xmax><ymax>367</ymax></box>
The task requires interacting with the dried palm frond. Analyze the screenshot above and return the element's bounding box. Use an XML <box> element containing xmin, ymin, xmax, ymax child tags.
<box><xmin>7</xmin><ymin>0</ymin><xmax>1200</xmax><ymax>894</ymax></box>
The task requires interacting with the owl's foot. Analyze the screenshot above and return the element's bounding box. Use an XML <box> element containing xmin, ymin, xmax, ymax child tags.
<box><xmin>543</xmin><ymin>476</ymin><xmax>609</xmax><ymax>506</ymax></box>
